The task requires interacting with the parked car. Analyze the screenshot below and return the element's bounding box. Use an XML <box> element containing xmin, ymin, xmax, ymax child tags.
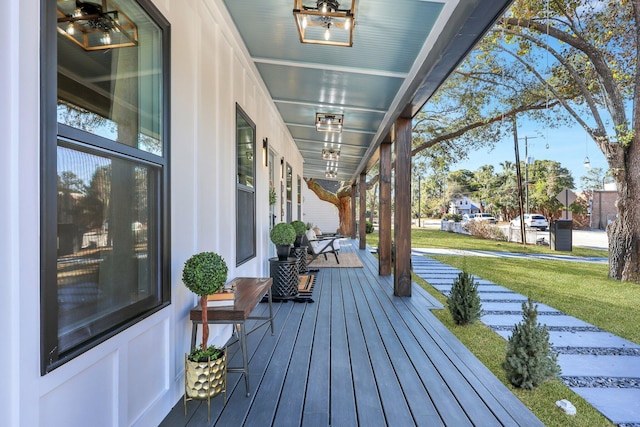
<box><xmin>510</xmin><ymin>214</ymin><xmax>549</xmax><ymax>231</ymax></box>
<box><xmin>461</xmin><ymin>213</ymin><xmax>474</xmax><ymax>223</ymax></box>
<box><xmin>472</xmin><ymin>213</ymin><xmax>498</xmax><ymax>224</ymax></box>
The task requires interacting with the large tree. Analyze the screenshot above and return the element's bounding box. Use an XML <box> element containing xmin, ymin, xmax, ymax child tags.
<box><xmin>494</xmin><ymin>0</ymin><xmax>638</xmax><ymax>280</ymax></box>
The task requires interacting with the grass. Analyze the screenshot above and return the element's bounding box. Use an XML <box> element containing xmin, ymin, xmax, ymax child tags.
<box><xmin>366</xmin><ymin>228</ymin><xmax>608</xmax><ymax>258</ymax></box>
<box><xmin>365</xmin><ymin>227</ymin><xmax>640</xmax><ymax>426</ymax></box>
<box><xmin>416</xmin><ymin>275</ymin><xmax>614</xmax><ymax>427</ymax></box>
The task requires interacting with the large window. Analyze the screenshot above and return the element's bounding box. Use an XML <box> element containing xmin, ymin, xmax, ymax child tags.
<box><xmin>42</xmin><ymin>0</ymin><xmax>170</xmax><ymax>373</ymax></box>
<box><xmin>236</xmin><ymin>105</ymin><xmax>256</xmax><ymax>265</ymax></box>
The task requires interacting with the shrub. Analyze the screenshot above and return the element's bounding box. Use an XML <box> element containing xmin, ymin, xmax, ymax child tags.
<box><xmin>365</xmin><ymin>221</ymin><xmax>374</xmax><ymax>233</ymax></box>
<box><xmin>444</xmin><ymin>213</ymin><xmax>462</xmax><ymax>222</ymax></box>
<box><xmin>503</xmin><ymin>298</ymin><xmax>561</xmax><ymax>390</ymax></box>
<box><xmin>270</xmin><ymin>222</ymin><xmax>296</xmax><ymax>245</ymax></box>
<box><xmin>447</xmin><ymin>271</ymin><xmax>482</xmax><ymax>325</ymax></box>
<box><xmin>464</xmin><ymin>221</ymin><xmax>508</xmax><ymax>241</ymax></box>
<box><xmin>290</xmin><ymin>220</ymin><xmax>307</xmax><ymax>236</ymax></box>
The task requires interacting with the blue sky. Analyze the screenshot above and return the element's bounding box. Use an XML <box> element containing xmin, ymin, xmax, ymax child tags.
<box><xmin>453</xmin><ymin>119</ymin><xmax>608</xmax><ymax>190</ymax></box>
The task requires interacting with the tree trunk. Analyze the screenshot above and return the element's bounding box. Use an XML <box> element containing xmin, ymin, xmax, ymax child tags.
<box><xmin>201</xmin><ymin>295</ymin><xmax>209</xmax><ymax>350</ymax></box>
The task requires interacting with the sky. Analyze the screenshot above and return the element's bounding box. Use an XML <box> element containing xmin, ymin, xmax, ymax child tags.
<box><xmin>452</xmin><ymin>118</ymin><xmax>608</xmax><ymax>190</ymax></box>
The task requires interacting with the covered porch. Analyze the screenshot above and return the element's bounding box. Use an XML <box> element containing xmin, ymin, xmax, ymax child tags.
<box><xmin>162</xmin><ymin>242</ymin><xmax>542</xmax><ymax>426</ymax></box>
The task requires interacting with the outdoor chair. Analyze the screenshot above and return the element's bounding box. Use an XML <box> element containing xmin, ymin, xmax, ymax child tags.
<box><xmin>305</xmin><ymin>229</ymin><xmax>341</xmax><ymax>264</ymax></box>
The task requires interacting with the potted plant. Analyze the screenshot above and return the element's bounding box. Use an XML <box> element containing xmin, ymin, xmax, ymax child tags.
<box><xmin>270</xmin><ymin>222</ymin><xmax>296</xmax><ymax>260</ymax></box>
<box><xmin>290</xmin><ymin>220</ymin><xmax>307</xmax><ymax>247</ymax></box>
<box><xmin>182</xmin><ymin>252</ymin><xmax>228</xmax><ymax>404</ymax></box>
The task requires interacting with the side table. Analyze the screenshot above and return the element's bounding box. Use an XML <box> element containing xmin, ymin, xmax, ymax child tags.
<box><xmin>289</xmin><ymin>245</ymin><xmax>308</xmax><ymax>274</ymax></box>
<box><xmin>269</xmin><ymin>257</ymin><xmax>299</xmax><ymax>300</ymax></box>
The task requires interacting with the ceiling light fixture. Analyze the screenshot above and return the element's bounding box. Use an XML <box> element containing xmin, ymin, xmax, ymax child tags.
<box><xmin>315</xmin><ymin>113</ymin><xmax>344</xmax><ymax>133</ymax></box>
<box><xmin>57</xmin><ymin>0</ymin><xmax>138</xmax><ymax>51</ymax></box>
<box><xmin>325</xmin><ymin>160</ymin><xmax>338</xmax><ymax>178</ymax></box>
<box><xmin>321</xmin><ymin>148</ymin><xmax>340</xmax><ymax>161</ymax></box>
<box><xmin>293</xmin><ymin>0</ymin><xmax>356</xmax><ymax>47</ymax></box>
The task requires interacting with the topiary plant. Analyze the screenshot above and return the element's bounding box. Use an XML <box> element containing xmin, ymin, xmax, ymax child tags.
<box><xmin>503</xmin><ymin>298</ymin><xmax>561</xmax><ymax>390</ymax></box>
<box><xmin>446</xmin><ymin>271</ymin><xmax>482</xmax><ymax>325</ymax></box>
<box><xmin>182</xmin><ymin>252</ymin><xmax>228</xmax><ymax>352</ymax></box>
<box><xmin>290</xmin><ymin>220</ymin><xmax>307</xmax><ymax>236</ymax></box>
<box><xmin>270</xmin><ymin>222</ymin><xmax>296</xmax><ymax>246</ymax></box>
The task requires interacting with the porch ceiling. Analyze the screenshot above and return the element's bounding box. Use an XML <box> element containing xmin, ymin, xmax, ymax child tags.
<box><xmin>222</xmin><ymin>0</ymin><xmax>512</xmax><ymax>183</ymax></box>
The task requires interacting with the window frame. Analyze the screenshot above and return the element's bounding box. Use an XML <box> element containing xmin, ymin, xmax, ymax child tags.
<box><xmin>40</xmin><ymin>0</ymin><xmax>171</xmax><ymax>374</ymax></box>
<box><xmin>235</xmin><ymin>103</ymin><xmax>257</xmax><ymax>266</ymax></box>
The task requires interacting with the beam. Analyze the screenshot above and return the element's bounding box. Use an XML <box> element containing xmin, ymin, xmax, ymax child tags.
<box><xmin>378</xmin><ymin>137</ymin><xmax>392</xmax><ymax>276</ymax></box>
<box><xmin>359</xmin><ymin>173</ymin><xmax>367</xmax><ymax>249</ymax></box>
<box><xmin>394</xmin><ymin>117</ymin><xmax>411</xmax><ymax>296</ymax></box>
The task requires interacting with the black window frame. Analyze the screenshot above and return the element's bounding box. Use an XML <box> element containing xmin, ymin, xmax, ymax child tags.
<box><xmin>40</xmin><ymin>0</ymin><xmax>171</xmax><ymax>374</ymax></box>
<box><xmin>235</xmin><ymin>103</ymin><xmax>257</xmax><ymax>266</ymax></box>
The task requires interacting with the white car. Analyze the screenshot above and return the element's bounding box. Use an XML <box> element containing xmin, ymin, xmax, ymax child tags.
<box><xmin>472</xmin><ymin>213</ymin><xmax>498</xmax><ymax>224</ymax></box>
<box><xmin>510</xmin><ymin>214</ymin><xmax>549</xmax><ymax>231</ymax></box>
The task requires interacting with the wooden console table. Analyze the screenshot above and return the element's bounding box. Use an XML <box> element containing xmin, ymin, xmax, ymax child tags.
<box><xmin>190</xmin><ymin>277</ymin><xmax>274</xmax><ymax>396</ymax></box>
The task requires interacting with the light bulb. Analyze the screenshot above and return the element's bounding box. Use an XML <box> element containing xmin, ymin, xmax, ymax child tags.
<box><xmin>101</xmin><ymin>31</ymin><xmax>111</xmax><ymax>45</ymax></box>
<box><xmin>321</xmin><ymin>2</ymin><xmax>327</xmax><ymax>13</ymax></box>
<box><xmin>345</xmin><ymin>18</ymin><xmax>351</xmax><ymax>31</ymax></box>
<box><xmin>66</xmin><ymin>23</ymin><xmax>75</xmax><ymax>35</ymax></box>
<box><xmin>73</xmin><ymin>8</ymin><xmax>82</xmax><ymax>18</ymax></box>
<box><xmin>302</xmin><ymin>15</ymin><xmax>308</xmax><ymax>29</ymax></box>
<box><xmin>324</xmin><ymin>28</ymin><xmax>330</xmax><ymax>41</ymax></box>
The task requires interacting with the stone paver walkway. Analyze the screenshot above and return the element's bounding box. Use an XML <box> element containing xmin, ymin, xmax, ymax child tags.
<box><xmin>411</xmin><ymin>252</ymin><xmax>640</xmax><ymax>427</ymax></box>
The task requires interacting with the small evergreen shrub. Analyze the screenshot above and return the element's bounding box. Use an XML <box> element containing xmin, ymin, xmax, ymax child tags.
<box><xmin>446</xmin><ymin>271</ymin><xmax>482</xmax><ymax>325</ymax></box>
<box><xmin>365</xmin><ymin>221</ymin><xmax>374</xmax><ymax>233</ymax></box>
<box><xmin>503</xmin><ymin>298</ymin><xmax>561</xmax><ymax>390</ymax></box>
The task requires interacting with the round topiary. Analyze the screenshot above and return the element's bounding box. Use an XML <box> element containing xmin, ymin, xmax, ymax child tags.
<box><xmin>270</xmin><ymin>222</ymin><xmax>296</xmax><ymax>246</ymax></box>
<box><xmin>182</xmin><ymin>252</ymin><xmax>228</xmax><ymax>297</ymax></box>
<box><xmin>290</xmin><ymin>220</ymin><xmax>307</xmax><ymax>237</ymax></box>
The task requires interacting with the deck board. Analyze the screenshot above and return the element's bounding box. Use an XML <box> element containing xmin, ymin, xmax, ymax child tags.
<box><xmin>161</xmin><ymin>240</ymin><xmax>543</xmax><ymax>427</ymax></box>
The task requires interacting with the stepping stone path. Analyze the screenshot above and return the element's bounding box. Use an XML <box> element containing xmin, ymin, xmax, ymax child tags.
<box><xmin>412</xmin><ymin>253</ymin><xmax>640</xmax><ymax>426</ymax></box>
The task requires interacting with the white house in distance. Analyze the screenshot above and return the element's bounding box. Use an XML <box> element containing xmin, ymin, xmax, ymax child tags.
<box><xmin>448</xmin><ymin>196</ymin><xmax>482</xmax><ymax>215</ymax></box>
<box><xmin>1</xmin><ymin>0</ymin><xmax>512</xmax><ymax>425</ymax></box>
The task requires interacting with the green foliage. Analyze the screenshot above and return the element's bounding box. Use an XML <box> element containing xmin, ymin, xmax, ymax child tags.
<box><xmin>446</xmin><ymin>271</ymin><xmax>482</xmax><ymax>325</ymax></box>
<box><xmin>365</xmin><ymin>221</ymin><xmax>374</xmax><ymax>233</ymax></box>
<box><xmin>187</xmin><ymin>345</ymin><xmax>223</xmax><ymax>363</ymax></box>
<box><xmin>503</xmin><ymin>298</ymin><xmax>561</xmax><ymax>390</ymax></box>
<box><xmin>290</xmin><ymin>220</ymin><xmax>307</xmax><ymax>236</ymax></box>
<box><xmin>443</xmin><ymin>213</ymin><xmax>463</xmax><ymax>222</ymax></box>
<box><xmin>182</xmin><ymin>252</ymin><xmax>228</xmax><ymax>297</ymax></box>
<box><xmin>270</xmin><ymin>222</ymin><xmax>296</xmax><ymax>245</ymax></box>
<box><xmin>269</xmin><ymin>184</ymin><xmax>277</xmax><ymax>205</ymax></box>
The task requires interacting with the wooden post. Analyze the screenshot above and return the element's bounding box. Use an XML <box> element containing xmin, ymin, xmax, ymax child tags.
<box><xmin>351</xmin><ymin>183</ymin><xmax>357</xmax><ymax>239</ymax></box>
<box><xmin>378</xmin><ymin>138</ymin><xmax>392</xmax><ymax>276</ymax></box>
<box><xmin>359</xmin><ymin>173</ymin><xmax>367</xmax><ymax>249</ymax></box>
<box><xmin>394</xmin><ymin>117</ymin><xmax>412</xmax><ymax>296</ymax></box>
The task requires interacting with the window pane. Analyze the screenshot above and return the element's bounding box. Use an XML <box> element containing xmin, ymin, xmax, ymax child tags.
<box><xmin>56</xmin><ymin>0</ymin><xmax>164</xmax><ymax>155</ymax></box>
<box><xmin>57</xmin><ymin>144</ymin><xmax>160</xmax><ymax>353</ymax></box>
<box><xmin>236</xmin><ymin>112</ymin><xmax>255</xmax><ymax>188</ymax></box>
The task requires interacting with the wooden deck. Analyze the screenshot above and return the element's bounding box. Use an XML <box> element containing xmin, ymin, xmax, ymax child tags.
<box><xmin>161</xmin><ymin>241</ymin><xmax>542</xmax><ymax>426</ymax></box>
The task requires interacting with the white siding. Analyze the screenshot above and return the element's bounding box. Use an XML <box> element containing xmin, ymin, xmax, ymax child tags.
<box><xmin>0</xmin><ymin>0</ymin><xmax>304</xmax><ymax>425</ymax></box>
<box><xmin>302</xmin><ymin>184</ymin><xmax>341</xmax><ymax>234</ymax></box>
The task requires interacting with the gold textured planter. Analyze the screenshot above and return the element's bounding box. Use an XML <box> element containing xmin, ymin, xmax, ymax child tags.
<box><xmin>184</xmin><ymin>349</ymin><xmax>227</xmax><ymax>420</ymax></box>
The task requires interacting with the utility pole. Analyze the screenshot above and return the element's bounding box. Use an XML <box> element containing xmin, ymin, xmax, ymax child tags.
<box><xmin>418</xmin><ymin>175</ymin><xmax>421</xmax><ymax>227</ymax></box>
<box><xmin>519</xmin><ymin>135</ymin><xmax>539</xmax><ymax>214</ymax></box>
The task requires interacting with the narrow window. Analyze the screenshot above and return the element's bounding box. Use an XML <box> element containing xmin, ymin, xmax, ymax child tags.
<box><xmin>236</xmin><ymin>105</ymin><xmax>256</xmax><ymax>265</ymax></box>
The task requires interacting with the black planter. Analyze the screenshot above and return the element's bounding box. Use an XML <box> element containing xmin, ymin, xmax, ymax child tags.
<box><xmin>293</xmin><ymin>235</ymin><xmax>303</xmax><ymax>247</ymax></box>
<box><xmin>276</xmin><ymin>244</ymin><xmax>291</xmax><ymax>260</ymax></box>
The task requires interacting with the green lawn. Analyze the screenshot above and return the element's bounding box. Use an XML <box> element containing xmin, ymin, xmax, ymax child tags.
<box><xmin>364</xmin><ymin>228</ymin><xmax>640</xmax><ymax>426</ymax></box>
<box><xmin>365</xmin><ymin>228</ymin><xmax>608</xmax><ymax>258</ymax></box>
